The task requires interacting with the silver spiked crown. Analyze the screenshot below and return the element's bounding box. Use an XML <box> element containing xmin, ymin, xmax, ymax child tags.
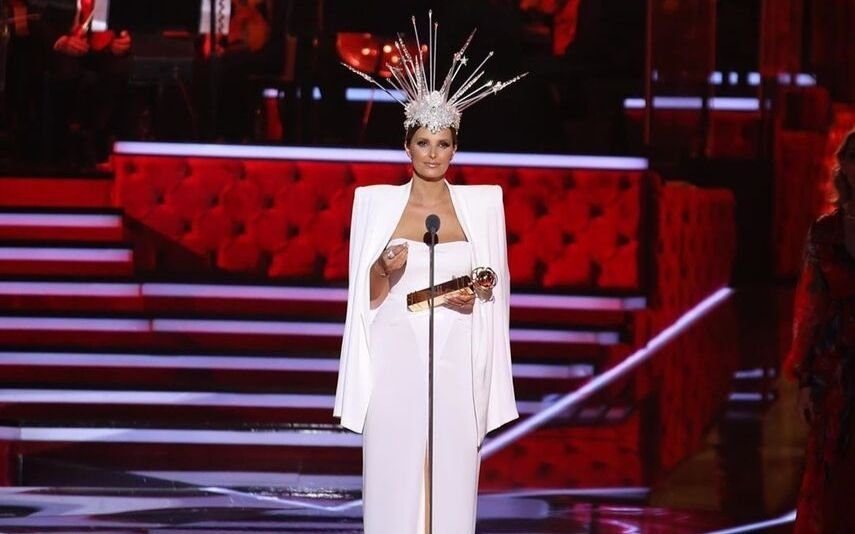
<box><xmin>342</xmin><ymin>11</ymin><xmax>528</xmax><ymax>133</ymax></box>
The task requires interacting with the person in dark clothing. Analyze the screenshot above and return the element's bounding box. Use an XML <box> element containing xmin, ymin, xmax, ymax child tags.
<box><xmin>196</xmin><ymin>0</ymin><xmax>284</xmax><ymax>142</ymax></box>
<box><xmin>28</xmin><ymin>0</ymin><xmax>132</xmax><ymax>167</ymax></box>
<box><xmin>562</xmin><ymin>0</ymin><xmax>645</xmax><ymax>154</ymax></box>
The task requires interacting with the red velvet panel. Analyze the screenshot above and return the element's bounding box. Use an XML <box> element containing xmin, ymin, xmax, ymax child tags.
<box><xmin>114</xmin><ymin>155</ymin><xmax>651</xmax><ymax>290</ymax></box>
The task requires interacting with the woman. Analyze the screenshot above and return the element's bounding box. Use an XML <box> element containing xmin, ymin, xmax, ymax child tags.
<box><xmin>334</xmin><ymin>13</ymin><xmax>525</xmax><ymax>534</ymax></box>
<box><xmin>786</xmin><ymin>128</ymin><xmax>855</xmax><ymax>532</ymax></box>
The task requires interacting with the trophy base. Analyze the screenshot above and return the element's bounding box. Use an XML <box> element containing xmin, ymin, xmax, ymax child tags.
<box><xmin>407</xmin><ymin>275</ymin><xmax>473</xmax><ymax>312</ymax></box>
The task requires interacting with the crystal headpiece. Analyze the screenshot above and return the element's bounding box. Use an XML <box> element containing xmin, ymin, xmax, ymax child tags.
<box><xmin>342</xmin><ymin>11</ymin><xmax>527</xmax><ymax>133</ymax></box>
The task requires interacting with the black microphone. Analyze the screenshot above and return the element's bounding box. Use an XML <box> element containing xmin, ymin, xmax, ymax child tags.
<box><xmin>424</xmin><ymin>214</ymin><xmax>440</xmax><ymax>246</ymax></box>
<box><xmin>426</xmin><ymin>214</ymin><xmax>440</xmax><ymax>234</ymax></box>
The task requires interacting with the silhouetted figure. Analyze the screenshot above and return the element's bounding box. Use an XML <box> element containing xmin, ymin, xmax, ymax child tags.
<box><xmin>29</xmin><ymin>0</ymin><xmax>133</xmax><ymax>167</ymax></box>
<box><xmin>786</xmin><ymin>129</ymin><xmax>855</xmax><ymax>532</ymax></box>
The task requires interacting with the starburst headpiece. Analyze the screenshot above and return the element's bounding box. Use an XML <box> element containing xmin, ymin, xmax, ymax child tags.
<box><xmin>342</xmin><ymin>11</ymin><xmax>527</xmax><ymax>133</ymax></box>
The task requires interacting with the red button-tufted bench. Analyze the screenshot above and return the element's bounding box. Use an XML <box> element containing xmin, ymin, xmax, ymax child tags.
<box><xmin>653</xmin><ymin>181</ymin><xmax>735</xmax><ymax>332</ymax></box>
<box><xmin>114</xmin><ymin>151</ymin><xmax>652</xmax><ymax>292</ymax></box>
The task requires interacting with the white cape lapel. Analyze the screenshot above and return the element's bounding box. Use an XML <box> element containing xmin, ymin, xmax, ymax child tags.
<box><xmin>448</xmin><ymin>183</ymin><xmax>519</xmax><ymax>443</ymax></box>
<box><xmin>334</xmin><ymin>179</ymin><xmax>411</xmax><ymax>433</ymax></box>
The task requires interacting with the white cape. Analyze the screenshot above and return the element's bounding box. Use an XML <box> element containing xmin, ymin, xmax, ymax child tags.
<box><xmin>334</xmin><ymin>179</ymin><xmax>518</xmax><ymax>444</ymax></box>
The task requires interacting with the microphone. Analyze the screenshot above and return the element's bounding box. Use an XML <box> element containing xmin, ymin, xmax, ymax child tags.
<box><xmin>425</xmin><ymin>214</ymin><xmax>440</xmax><ymax>246</ymax></box>
<box><xmin>425</xmin><ymin>214</ymin><xmax>439</xmax><ymax>234</ymax></box>
<box><xmin>426</xmin><ymin>214</ymin><xmax>440</xmax><ymax>234</ymax></box>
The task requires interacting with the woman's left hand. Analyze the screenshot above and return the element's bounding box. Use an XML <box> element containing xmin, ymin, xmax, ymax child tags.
<box><xmin>444</xmin><ymin>291</ymin><xmax>475</xmax><ymax>313</ymax></box>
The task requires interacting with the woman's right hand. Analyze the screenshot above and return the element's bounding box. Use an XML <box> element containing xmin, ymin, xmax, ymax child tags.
<box><xmin>797</xmin><ymin>386</ymin><xmax>815</xmax><ymax>424</ymax></box>
<box><xmin>377</xmin><ymin>243</ymin><xmax>408</xmax><ymax>276</ymax></box>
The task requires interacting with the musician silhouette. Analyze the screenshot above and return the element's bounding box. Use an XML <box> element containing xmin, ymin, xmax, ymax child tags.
<box><xmin>28</xmin><ymin>0</ymin><xmax>133</xmax><ymax>168</ymax></box>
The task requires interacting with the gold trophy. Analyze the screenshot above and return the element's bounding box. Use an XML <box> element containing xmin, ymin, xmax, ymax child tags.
<box><xmin>407</xmin><ymin>267</ymin><xmax>497</xmax><ymax>312</ymax></box>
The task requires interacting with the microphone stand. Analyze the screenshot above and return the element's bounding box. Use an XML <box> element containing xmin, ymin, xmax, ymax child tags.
<box><xmin>425</xmin><ymin>214</ymin><xmax>439</xmax><ymax>534</ymax></box>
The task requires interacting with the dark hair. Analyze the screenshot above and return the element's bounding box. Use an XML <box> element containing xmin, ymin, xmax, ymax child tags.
<box><xmin>404</xmin><ymin>124</ymin><xmax>458</xmax><ymax>147</ymax></box>
<box><xmin>832</xmin><ymin>129</ymin><xmax>855</xmax><ymax>208</ymax></box>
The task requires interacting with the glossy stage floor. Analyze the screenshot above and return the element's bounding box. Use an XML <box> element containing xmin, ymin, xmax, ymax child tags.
<box><xmin>0</xmin><ymin>486</ymin><xmax>736</xmax><ymax>533</ymax></box>
<box><xmin>0</xmin><ymin>481</ymin><xmax>802</xmax><ymax>533</ymax></box>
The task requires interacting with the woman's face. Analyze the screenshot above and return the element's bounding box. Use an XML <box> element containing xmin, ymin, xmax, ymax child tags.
<box><xmin>842</xmin><ymin>138</ymin><xmax>855</xmax><ymax>188</ymax></box>
<box><xmin>405</xmin><ymin>127</ymin><xmax>456</xmax><ymax>182</ymax></box>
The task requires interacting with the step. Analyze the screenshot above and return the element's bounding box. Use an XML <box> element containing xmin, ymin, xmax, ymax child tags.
<box><xmin>0</xmin><ymin>384</ymin><xmax>628</xmax><ymax>431</ymax></box>
<box><xmin>6</xmin><ymin>406</ymin><xmax>634</xmax><ymax>477</ymax></box>
<box><xmin>0</xmin><ymin>280</ymin><xmax>645</xmax><ymax>330</ymax></box>
<box><xmin>9</xmin><ymin>424</ymin><xmax>363</xmax><ymax>475</ymax></box>
<box><xmin>0</xmin><ymin>209</ymin><xmax>124</xmax><ymax>242</ymax></box>
<box><xmin>0</xmin><ymin>315</ymin><xmax>620</xmax><ymax>361</ymax></box>
<box><xmin>143</xmin><ymin>284</ymin><xmax>644</xmax><ymax>330</ymax></box>
<box><xmin>510</xmin><ymin>293</ymin><xmax>645</xmax><ymax>329</ymax></box>
<box><xmin>0</xmin><ymin>389</ymin><xmax>553</xmax><ymax>427</ymax></box>
<box><xmin>0</xmin><ymin>389</ymin><xmax>340</xmax><ymax>426</ymax></box>
<box><xmin>22</xmin><ymin>457</ymin><xmax>365</xmax><ymax>494</ymax></box>
<box><xmin>0</xmin><ymin>282</ymin><xmax>143</xmax><ymax>313</ymax></box>
<box><xmin>130</xmin><ymin>469</ymin><xmax>364</xmax><ymax>493</ymax></box>
<box><xmin>727</xmin><ymin>391</ymin><xmax>778</xmax><ymax>405</ymax></box>
<box><xmin>0</xmin><ymin>243</ymin><xmax>133</xmax><ymax>277</ymax></box>
<box><xmin>0</xmin><ymin>177</ymin><xmax>113</xmax><ymax>209</ymax></box>
<box><xmin>0</xmin><ymin>351</ymin><xmax>594</xmax><ymax>399</ymax></box>
<box><xmin>730</xmin><ymin>367</ymin><xmax>778</xmax><ymax>393</ymax></box>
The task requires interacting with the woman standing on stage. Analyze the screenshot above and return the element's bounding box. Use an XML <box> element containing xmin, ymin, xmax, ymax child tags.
<box><xmin>786</xmin><ymin>128</ymin><xmax>855</xmax><ymax>532</ymax></box>
<box><xmin>334</xmin><ymin>14</ymin><xmax>525</xmax><ymax>534</ymax></box>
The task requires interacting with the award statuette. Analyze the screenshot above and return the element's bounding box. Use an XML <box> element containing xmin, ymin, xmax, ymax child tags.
<box><xmin>407</xmin><ymin>267</ymin><xmax>497</xmax><ymax>312</ymax></box>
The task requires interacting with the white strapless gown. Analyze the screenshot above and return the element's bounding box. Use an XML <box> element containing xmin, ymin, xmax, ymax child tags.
<box><xmin>363</xmin><ymin>237</ymin><xmax>478</xmax><ymax>534</ymax></box>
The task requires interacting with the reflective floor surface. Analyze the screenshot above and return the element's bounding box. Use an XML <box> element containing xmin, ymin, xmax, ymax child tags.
<box><xmin>0</xmin><ymin>486</ymin><xmax>732</xmax><ymax>533</ymax></box>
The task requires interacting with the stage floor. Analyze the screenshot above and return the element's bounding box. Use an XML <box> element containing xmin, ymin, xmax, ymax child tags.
<box><xmin>0</xmin><ymin>486</ymin><xmax>735</xmax><ymax>533</ymax></box>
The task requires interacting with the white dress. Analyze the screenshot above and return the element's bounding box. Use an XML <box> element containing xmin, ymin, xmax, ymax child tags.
<box><xmin>362</xmin><ymin>237</ymin><xmax>479</xmax><ymax>534</ymax></box>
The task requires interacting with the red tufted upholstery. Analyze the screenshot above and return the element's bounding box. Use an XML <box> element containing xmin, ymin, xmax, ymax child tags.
<box><xmin>481</xmin><ymin>416</ymin><xmax>644</xmax><ymax>490</ymax></box>
<box><xmin>651</xmin><ymin>295</ymin><xmax>739</xmax><ymax>472</ymax></box>
<box><xmin>650</xmin><ymin>182</ymin><xmax>735</xmax><ymax>334</ymax></box>
<box><xmin>646</xmin><ymin>181</ymin><xmax>737</xmax><ymax>474</ymax></box>
<box><xmin>114</xmin><ymin>155</ymin><xmax>650</xmax><ymax>290</ymax></box>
